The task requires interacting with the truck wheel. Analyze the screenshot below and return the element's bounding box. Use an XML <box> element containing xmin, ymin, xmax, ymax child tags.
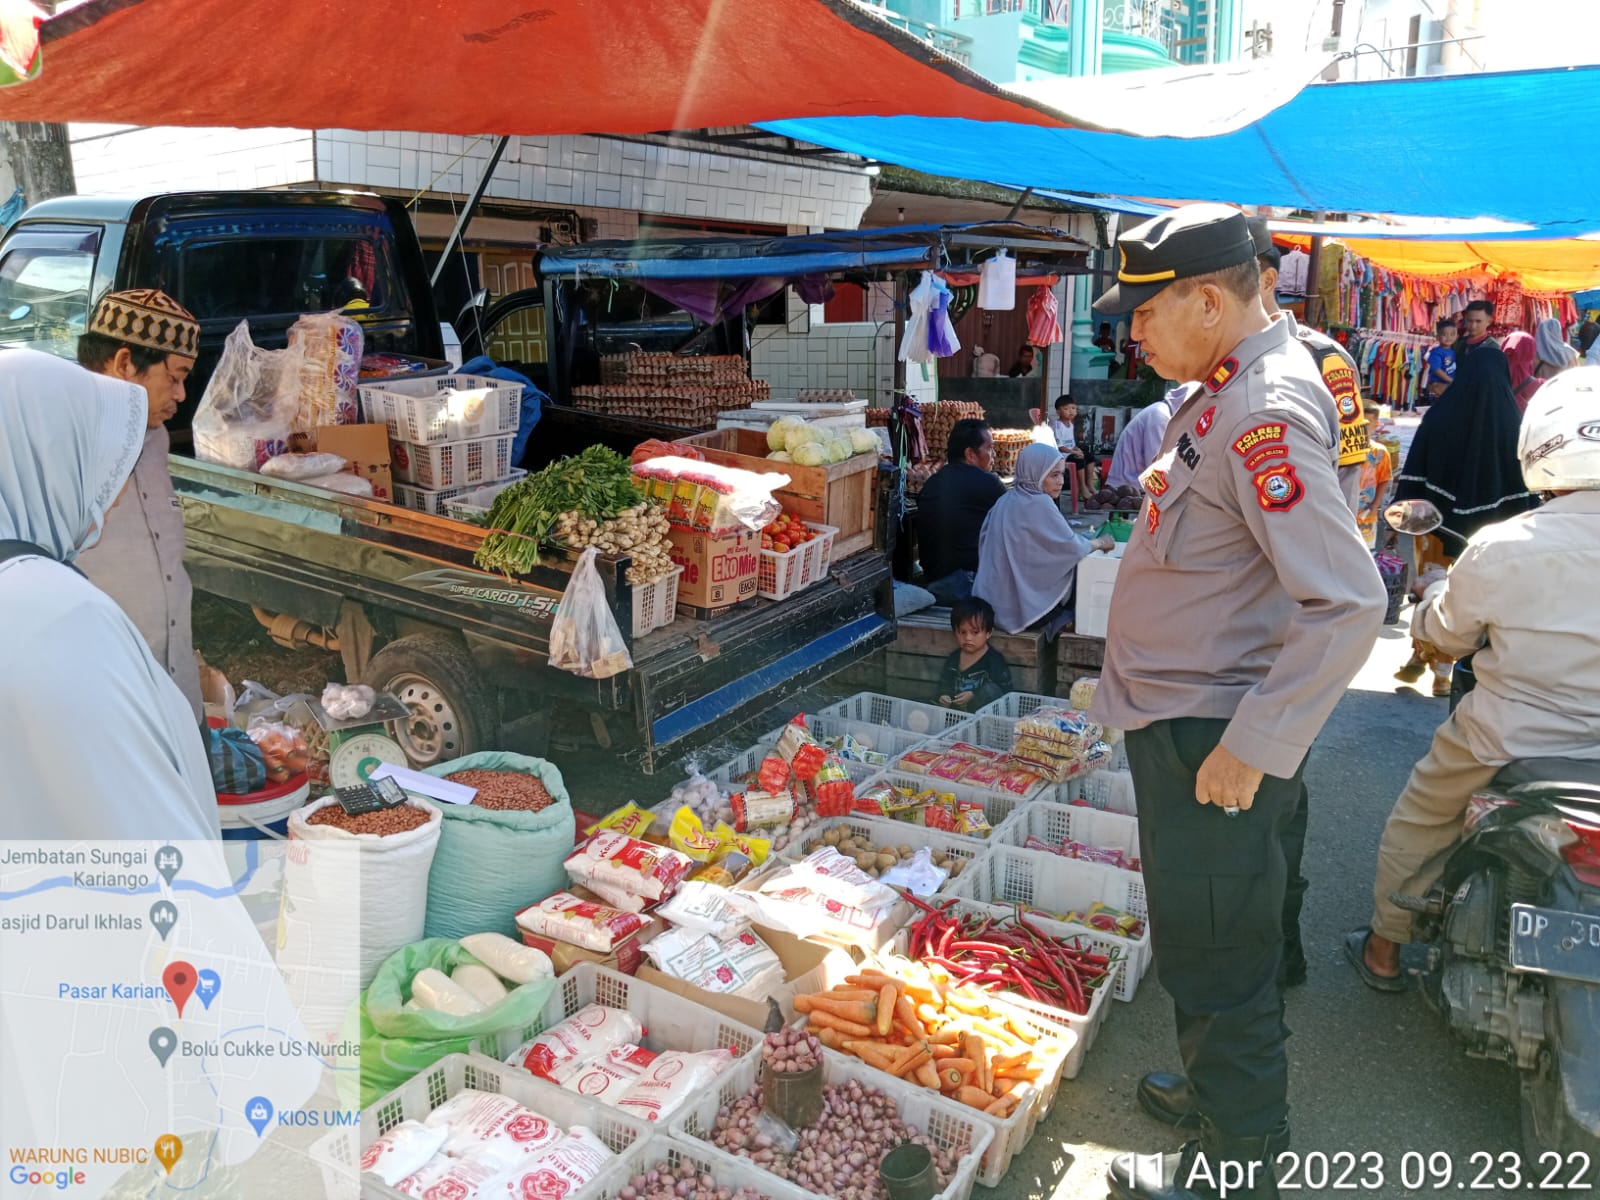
<box><xmin>363</xmin><ymin>633</ymin><xmax>497</xmax><ymax>767</ymax></box>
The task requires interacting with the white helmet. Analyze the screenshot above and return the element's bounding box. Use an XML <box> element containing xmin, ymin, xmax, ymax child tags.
<box><xmin>1519</xmin><ymin>366</ymin><xmax>1600</xmax><ymax>492</ymax></box>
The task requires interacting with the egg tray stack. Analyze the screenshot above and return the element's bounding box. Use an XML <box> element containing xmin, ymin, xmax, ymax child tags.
<box><xmin>990</xmin><ymin>429</ymin><xmax>1035</xmax><ymax>478</ymax></box>
<box><xmin>919</xmin><ymin>401</ymin><xmax>987</xmax><ymax>462</ymax></box>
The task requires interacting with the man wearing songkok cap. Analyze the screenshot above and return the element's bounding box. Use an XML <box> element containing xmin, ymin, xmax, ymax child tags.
<box><xmin>1089</xmin><ymin>205</ymin><xmax>1385</xmax><ymax>1200</ymax></box>
<box><xmin>75</xmin><ymin>289</ymin><xmax>204</xmax><ymax>720</ymax></box>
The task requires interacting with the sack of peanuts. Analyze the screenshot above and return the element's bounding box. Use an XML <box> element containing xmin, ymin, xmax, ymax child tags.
<box><xmin>420</xmin><ymin>752</ymin><xmax>576</xmax><ymax>942</ymax></box>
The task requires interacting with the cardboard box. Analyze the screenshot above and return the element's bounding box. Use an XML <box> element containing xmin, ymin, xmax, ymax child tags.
<box><xmin>667</xmin><ymin>523</ymin><xmax>758</xmax><ymax>614</ymax></box>
<box><xmin>636</xmin><ymin>923</ymin><xmax>857</xmax><ymax>1030</ymax></box>
<box><xmin>315</xmin><ymin>423</ymin><xmax>393</xmax><ymax>502</ymax></box>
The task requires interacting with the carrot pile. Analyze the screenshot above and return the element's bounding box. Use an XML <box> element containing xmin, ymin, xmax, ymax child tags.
<box><xmin>794</xmin><ymin>967</ymin><xmax>1063</xmax><ymax>1119</ymax></box>
<box><xmin>903</xmin><ymin>897</ymin><xmax>1118</xmax><ymax>1017</ymax></box>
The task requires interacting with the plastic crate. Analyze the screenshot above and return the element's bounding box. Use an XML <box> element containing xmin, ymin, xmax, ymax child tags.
<box><xmin>359</xmin><ymin>372</ymin><xmax>522</xmax><ymax>444</ymax></box>
<box><xmin>473</xmin><ymin>962</ymin><xmax>763</xmax><ymax>1076</ymax></box>
<box><xmin>1064</xmin><ymin>767</ymin><xmax>1138</xmax><ymax>816</ymax></box>
<box><xmin>778</xmin><ymin>815</ymin><xmax>989</xmax><ymax>890</ymax></box>
<box><xmin>975</xmin><ymin>691</ymin><xmax>1080</xmax><ymax>721</ymax></box>
<box><xmin>390</xmin><ymin>431</ymin><xmax>516</xmax><ymax>489</ymax></box>
<box><xmin>586</xmin><ymin>1134</ymin><xmax>815</xmax><ymax>1200</ymax></box>
<box><xmin>757</xmin><ymin>522</ymin><xmax>839</xmax><ymax>601</ymax></box>
<box><xmin>309</xmin><ymin>1052</ymin><xmax>648</xmax><ymax>1200</ymax></box>
<box><xmin>950</xmin><ymin>844</ymin><xmax>1151</xmax><ymax>1002</ymax></box>
<box><xmin>671</xmin><ymin>1048</ymin><xmax>994</xmax><ymax>1200</ymax></box>
<box><xmin>885</xmin><ymin>895</ymin><xmax>1120</xmax><ymax>1087</ymax></box>
<box><xmin>768</xmin><ymin>715</ymin><xmax>934</xmax><ymax>767</ymax></box>
<box><xmin>859</xmin><ymin>769</ymin><xmax>1021</xmax><ymax>839</ymax></box>
<box><xmin>437</xmin><ymin>471</ymin><xmax>528</xmax><ymax>523</ymax></box>
<box><xmin>393</xmin><ymin>468</ymin><xmax>525</xmax><ymax>517</ymax></box>
<box><xmin>995</xmin><ymin>800</ymin><xmax>1141</xmax><ymax>872</ymax></box>
<box><xmin>631</xmin><ymin>566</ymin><xmax>683</xmax><ymax>637</ymax></box>
<box><xmin>819</xmin><ymin>692</ymin><xmax>971</xmax><ymax>739</ymax></box>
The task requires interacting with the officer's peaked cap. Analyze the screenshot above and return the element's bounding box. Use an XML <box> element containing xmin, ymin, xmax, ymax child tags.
<box><xmin>1095</xmin><ymin>204</ymin><xmax>1256</xmax><ymax>315</ymax></box>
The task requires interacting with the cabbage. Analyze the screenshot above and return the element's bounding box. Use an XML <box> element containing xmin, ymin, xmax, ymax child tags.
<box><xmin>767</xmin><ymin>417</ymin><xmax>799</xmax><ymax>451</ymax></box>
<box><xmin>791</xmin><ymin>442</ymin><xmax>827</xmax><ymax>467</ymax></box>
<box><xmin>848</xmin><ymin>428</ymin><xmax>879</xmax><ymax>455</ymax></box>
<box><xmin>786</xmin><ymin>422</ymin><xmax>820</xmax><ymax>448</ymax></box>
<box><xmin>768</xmin><ymin>450</ymin><xmax>793</xmax><ymax>462</ymax></box>
<box><xmin>826</xmin><ymin>438</ymin><xmax>853</xmax><ymax>464</ymax></box>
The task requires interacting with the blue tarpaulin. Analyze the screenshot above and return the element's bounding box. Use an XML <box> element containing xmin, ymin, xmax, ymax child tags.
<box><xmin>763</xmin><ymin>65</ymin><xmax>1600</xmax><ymax>233</ymax></box>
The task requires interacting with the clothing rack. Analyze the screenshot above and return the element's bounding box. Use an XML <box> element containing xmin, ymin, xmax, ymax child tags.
<box><xmin>1342</xmin><ymin>328</ymin><xmax>1434</xmax><ymax>411</ymax></box>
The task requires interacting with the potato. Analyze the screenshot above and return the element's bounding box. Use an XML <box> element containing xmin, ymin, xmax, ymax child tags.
<box><xmin>897</xmin><ymin>844</ymin><xmax>914</xmax><ymax>859</ymax></box>
<box><xmin>876</xmin><ymin>852</ymin><xmax>897</xmax><ymax>870</ymax></box>
<box><xmin>931</xmin><ymin>851</ymin><xmax>948</xmax><ymax>866</ymax></box>
<box><xmin>949</xmin><ymin>858</ymin><xmax>967</xmax><ymax>876</ymax></box>
<box><xmin>823</xmin><ymin>828</ymin><xmax>843</xmax><ymax>846</ymax></box>
<box><xmin>854</xmin><ymin>853</ymin><xmax>876</xmax><ymax>871</ymax></box>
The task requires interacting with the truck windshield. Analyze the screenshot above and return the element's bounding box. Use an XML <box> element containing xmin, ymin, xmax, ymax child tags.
<box><xmin>0</xmin><ymin>228</ymin><xmax>100</xmax><ymax>358</ymax></box>
<box><xmin>179</xmin><ymin>232</ymin><xmax>404</xmax><ymax>321</ymax></box>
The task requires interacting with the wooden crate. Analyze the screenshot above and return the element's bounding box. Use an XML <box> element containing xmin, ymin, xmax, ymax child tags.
<box><xmin>684</xmin><ymin>427</ymin><xmax>879</xmax><ymax>559</ymax></box>
<box><xmin>1056</xmin><ymin>633</ymin><xmax>1106</xmax><ymax>696</ymax></box>
<box><xmin>890</xmin><ymin>610</ymin><xmax>1055</xmax><ymax>695</ymax></box>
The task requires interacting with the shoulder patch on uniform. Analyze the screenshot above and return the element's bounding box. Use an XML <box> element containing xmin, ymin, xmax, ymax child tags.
<box><xmin>1253</xmin><ymin>463</ymin><xmax>1305</xmax><ymax>512</ymax></box>
<box><xmin>1243</xmin><ymin>444</ymin><xmax>1289</xmax><ymax>472</ymax></box>
<box><xmin>1205</xmin><ymin>357</ymin><xmax>1239</xmax><ymax>394</ymax></box>
<box><xmin>1194</xmin><ymin>405</ymin><xmax>1216</xmax><ymax>438</ymax></box>
<box><xmin>1232</xmin><ymin>423</ymin><xmax>1287</xmax><ymax>457</ymax></box>
<box><xmin>1140</xmin><ymin>466</ymin><xmax>1169</xmax><ymax>497</ymax></box>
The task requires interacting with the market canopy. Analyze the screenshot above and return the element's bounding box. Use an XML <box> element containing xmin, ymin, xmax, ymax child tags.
<box><xmin>0</xmin><ymin>0</ymin><xmax>1327</xmax><ymax>139</ymax></box>
<box><xmin>763</xmin><ymin>65</ymin><xmax>1600</xmax><ymax>232</ymax></box>
<box><xmin>1275</xmin><ymin>234</ymin><xmax>1600</xmax><ymax>294</ymax></box>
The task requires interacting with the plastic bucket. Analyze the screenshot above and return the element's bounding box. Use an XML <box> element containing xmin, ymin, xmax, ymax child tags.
<box><xmin>216</xmin><ymin>773</ymin><xmax>309</xmax><ymax>840</ymax></box>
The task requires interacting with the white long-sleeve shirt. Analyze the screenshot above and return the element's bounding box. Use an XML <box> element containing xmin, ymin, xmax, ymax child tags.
<box><xmin>1413</xmin><ymin>490</ymin><xmax>1600</xmax><ymax>765</ymax></box>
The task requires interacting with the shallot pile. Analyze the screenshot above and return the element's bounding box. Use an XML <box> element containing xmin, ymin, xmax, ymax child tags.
<box><xmin>616</xmin><ymin>1158</ymin><xmax>771</xmax><ymax>1200</ymax></box>
<box><xmin>762</xmin><ymin>1028</ymin><xmax>822</xmax><ymax>1074</ymax></box>
<box><xmin>708</xmin><ymin>1079</ymin><xmax>956</xmax><ymax>1200</ymax></box>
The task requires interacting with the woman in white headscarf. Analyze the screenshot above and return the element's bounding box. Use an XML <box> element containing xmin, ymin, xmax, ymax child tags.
<box><xmin>1535</xmin><ymin>316</ymin><xmax>1579</xmax><ymax>380</ymax></box>
<box><xmin>973</xmin><ymin>443</ymin><xmax>1115</xmax><ymax>638</ymax></box>
<box><xmin>0</xmin><ymin>349</ymin><xmax>218</xmax><ymax>840</ymax></box>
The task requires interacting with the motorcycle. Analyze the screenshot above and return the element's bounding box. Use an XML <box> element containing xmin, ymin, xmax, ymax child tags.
<box><xmin>1387</xmin><ymin>500</ymin><xmax>1600</xmax><ymax>1181</ymax></box>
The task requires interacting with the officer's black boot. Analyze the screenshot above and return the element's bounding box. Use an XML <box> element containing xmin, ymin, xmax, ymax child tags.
<box><xmin>1106</xmin><ymin>1121</ymin><xmax>1288</xmax><ymax>1200</ymax></box>
<box><xmin>1136</xmin><ymin>1072</ymin><xmax>1201</xmax><ymax>1128</ymax></box>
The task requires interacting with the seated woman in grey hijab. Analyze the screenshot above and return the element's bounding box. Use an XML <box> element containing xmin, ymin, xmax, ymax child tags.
<box><xmin>973</xmin><ymin>443</ymin><xmax>1116</xmax><ymax>640</ymax></box>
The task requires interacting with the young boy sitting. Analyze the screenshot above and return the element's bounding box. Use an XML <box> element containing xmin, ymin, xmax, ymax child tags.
<box><xmin>936</xmin><ymin>596</ymin><xmax>1014</xmax><ymax>712</ymax></box>
<box><xmin>1052</xmin><ymin>395</ymin><xmax>1090</xmax><ymax>498</ymax></box>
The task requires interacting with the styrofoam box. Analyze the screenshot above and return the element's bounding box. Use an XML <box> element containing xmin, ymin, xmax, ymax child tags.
<box><xmin>950</xmin><ymin>844</ymin><xmax>1152</xmax><ymax>1002</ymax></box>
<box><xmin>309</xmin><ymin>1053</ymin><xmax>648</xmax><ymax>1200</ymax></box>
<box><xmin>470</xmin><ymin>962</ymin><xmax>764</xmax><ymax>1080</ymax></box>
<box><xmin>996</xmin><ymin>800</ymin><xmax>1142</xmax><ymax>872</ymax></box>
<box><xmin>885</xmin><ymin>896</ymin><xmax>1120</xmax><ymax>1087</ymax></box>
<box><xmin>1075</xmin><ymin>543</ymin><xmax>1124</xmax><ymax>640</ymax></box>
<box><xmin>777</xmin><ymin>814</ymin><xmax>989</xmax><ymax>892</ymax></box>
<box><xmin>359</xmin><ymin>371</ymin><xmax>522</xmax><ymax>445</ymax></box>
<box><xmin>584</xmin><ymin>1134</ymin><xmax>815</xmax><ymax>1200</ymax></box>
<box><xmin>671</xmin><ymin>1049</ymin><xmax>994</xmax><ymax>1200</ymax></box>
<box><xmin>862</xmin><ymin>769</ymin><xmax>1022</xmax><ymax>839</ymax></box>
<box><xmin>819</xmin><ymin>691</ymin><xmax>971</xmax><ymax>739</ymax></box>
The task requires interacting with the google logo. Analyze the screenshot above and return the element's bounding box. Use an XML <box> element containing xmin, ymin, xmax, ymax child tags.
<box><xmin>8</xmin><ymin>1166</ymin><xmax>87</xmax><ymax>1189</ymax></box>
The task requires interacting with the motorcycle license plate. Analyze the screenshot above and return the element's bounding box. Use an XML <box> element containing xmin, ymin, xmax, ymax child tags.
<box><xmin>1508</xmin><ymin>903</ymin><xmax>1600</xmax><ymax>983</ymax></box>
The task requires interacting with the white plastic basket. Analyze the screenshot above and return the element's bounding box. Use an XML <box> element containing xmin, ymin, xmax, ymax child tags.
<box><xmin>585</xmin><ymin>1134</ymin><xmax>815</xmax><ymax>1200</ymax></box>
<box><xmin>778</xmin><ymin>815</ymin><xmax>988</xmax><ymax>891</ymax></box>
<box><xmin>394</xmin><ymin>468</ymin><xmax>525</xmax><ymax>517</ymax></box>
<box><xmin>975</xmin><ymin>691</ymin><xmax>1074</xmax><ymax>721</ymax></box>
<box><xmin>757</xmin><ymin>522</ymin><xmax>839</xmax><ymax>601</ymax></box>
<box><xmin>994</xmin><ymin>800</ymin><xmax>1141</xmax><ymax>872</ymax></box>
<box><xmin>768</xmin><ymin>715</ymin><xmax>934</xmax><ymax>768</ymax></box>
<box><xmin>819</xmin><ymin>692</ymin><xmax>971</xmax><ymax>739</ymax></box>
<box><xmin>359</xmin><ymin>372</ymin><xmax>522</xmax><ymax>445</ymax></box>
<box><xmin>310</xmin><ymin>1052</ymin><xmax>648</xmax><ymax>1200</ymax></box>
<box><xmin>631</xmin><ymin>566</ymin><xmax>683</xmax><ymax>637</ymax></box>
<box><xmin>862</xmin><ymin>769</ymin><xmax>1023</xmax><ymax>838</ymax></box>
<box><xmin>472</xmin><ymin>962</ymin><xmax>763</xmax><ymax>1076</ymax></box>
<box><xmin>670</xmin><ymin>1048</ymin><xmax>994</xmax><ymax>1200</ymax></box>
<box><xmin>950</xmin><ymin>844</ymin><xmax>1152</xmax><ymax>1002</ymax></box>
<box><xmin>437</xmin><ymin>471</ymin><xmax>529</xmax><ymax>523</ymax></box>
<box><xmin>884</xmin><ymin>895</ymin><xmax>1120</xmax><ymax>1087</ymax></box>
<box><xmin>390</xmin><ymin>431</ymin><xmax>517</xmax><ymax>489</ymax></box>
<box><xmin>1065</xmin><ymin>766</ymin><xmax>1138</xmax><ymax>816</ymax></box>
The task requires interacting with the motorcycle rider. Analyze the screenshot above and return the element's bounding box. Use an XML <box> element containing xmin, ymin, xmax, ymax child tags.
<box><xmin>1348</xmin><ymin>368</ymin><xmax>1600</xmax><ymax>989</ymax></box>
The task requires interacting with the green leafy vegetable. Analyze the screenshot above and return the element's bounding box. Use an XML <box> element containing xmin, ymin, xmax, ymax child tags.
<box><xmin>474</xmin><ymin>445</ymin><xmax>643</xmax><ymax>575</ymax></box>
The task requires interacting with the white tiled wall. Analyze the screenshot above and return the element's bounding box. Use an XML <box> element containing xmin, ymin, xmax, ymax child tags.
<box><xmin>70</xmin><ymin>124</ymin><xmax>317</xmax><ymax>194</ymax></box>
<box><xmin>751</xmin><ymin>290</ymin><xmax>937</xmax><ymax>406</ymax></box>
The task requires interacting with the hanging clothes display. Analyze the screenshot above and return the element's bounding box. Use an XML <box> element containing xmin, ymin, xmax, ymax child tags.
<box><xmin>1026</xmin><ymin>285</ymin><xmax>1063</xmax><ymax>345</ymax></box>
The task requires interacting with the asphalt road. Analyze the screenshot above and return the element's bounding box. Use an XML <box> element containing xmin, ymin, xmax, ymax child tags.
<box><xmin>997</xmin><ymin>616</ymin><xmax>1559</xmax><ymax>1200</ymax></box>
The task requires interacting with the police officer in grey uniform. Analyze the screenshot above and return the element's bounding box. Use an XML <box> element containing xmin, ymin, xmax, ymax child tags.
<box><xmin>1091</xmin><ymin>206</ymin><xmax>1385</xmax><ymax>1200</ymax></box>
<box><xmin>75</xmin><ymin>289</ymin><xmax>204</xmax><ymax>721</ymax></box>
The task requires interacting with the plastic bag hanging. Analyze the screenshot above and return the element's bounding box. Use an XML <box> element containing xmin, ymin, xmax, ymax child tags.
<box><xmin>927</xmin><ymin>274</ymin><xmax>961</xmax><ymax>358</ymax></box>
<box><xmin>549</xmin><ymin>548</ymin><xmax>633</xmax><ymax>679</ymax></box>
<box><xmin>1027</xmin><ymin>285</ymin><xmax>1063</xmax><ymax>345</ymax></box>
<box><xmin>978</xmin><ymin>249</ymin><xmax>1016</xmax><ymax>311</ymax></box>
<box><xmin>898</xmin><ymin>271</ymin><xmax>936</xmax><ymax>363</ymax></box>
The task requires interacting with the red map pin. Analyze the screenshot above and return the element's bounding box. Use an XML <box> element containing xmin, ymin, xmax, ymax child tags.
<box><xmin>163</xmin><ymin>962</ymin><xmax>197</xmax><ymax>1017</ymax></box>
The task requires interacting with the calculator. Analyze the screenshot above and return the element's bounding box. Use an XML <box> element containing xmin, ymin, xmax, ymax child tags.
<box><xmin>334</xmin><ymin>776</ymin><xmax>408</xmax><ymax>815</ymax></box>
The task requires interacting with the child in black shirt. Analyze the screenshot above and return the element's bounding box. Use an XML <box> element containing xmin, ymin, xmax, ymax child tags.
<box><xmin>936</xmin><ymin>597</ymin><xmax>1014</xmax><ymax>712</ymax></box>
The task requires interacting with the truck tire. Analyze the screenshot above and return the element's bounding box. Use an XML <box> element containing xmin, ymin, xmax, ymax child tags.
<box><xmin>363</xmin><ymin>633</ymin><xmax>497</xmax><ymax>767</ymax></box>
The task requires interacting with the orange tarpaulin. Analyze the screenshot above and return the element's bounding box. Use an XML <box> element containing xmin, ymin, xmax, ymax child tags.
<box><xmin>1275</xmin><ymin>232</ymin><xmax>1600</xmax><ymax>294</ymax></box>
<box><xmin>0</xmin><ymin>0</ymin><xmax>1078</xmax><ymax>135</ymax></box>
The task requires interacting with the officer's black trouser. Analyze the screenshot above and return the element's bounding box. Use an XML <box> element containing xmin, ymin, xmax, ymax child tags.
<box><xmin>1280</xmin><ymin>781</ymin><xmax>1309</xmax><ymax>973</ymax></box>
<box><xmin>1125</xmin><ymin>718</ymin><xmax>1302</xmax><ymax>1138</ymax></box>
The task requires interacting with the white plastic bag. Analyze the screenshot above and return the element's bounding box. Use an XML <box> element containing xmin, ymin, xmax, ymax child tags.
<box><xmin>306</xmin><ymin>472</ymin><xmax>374</xmax><ymax>497</ymax></box>
<box><xmin>458</xmin><ymin>931</ymin><xmax>554</xmax><ymax>986</ymax></box>
<box><xmin>360</xmin><ymin>1120</ymin><xmax>447</xmax><ymax>1186</ymax></box>
<box><xmin>192</xmin><ymin>320</ymin><xmax>296</xmax><ymax>469</ymax></box>
<box><xmin>320</xmin><ymin>682</ymin><xmax>376</xmax><ymax>721</ymax></box>
<box><xmin>978</xmin><ymin>249</ymin><xmax>1017</xmax><ymax>310</ymax></box>
<box><xmin>260</xmin><ymin>451</ymin><xmax>348</xmax><ymax>480</ymax></box>
<box><xmin>410</xmin><ymin>967</ymin><xmax>485</xmax><ymax>1016</ymax></box>
<box><xmin>898</xmin><ymin>271</ymin><xmax>936</xmax><ymax>364</ymax></box>
<box><xmin>549</xmin><ymin>548</ymin><xmax>633</xmax><ymax>679</ymax></box>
